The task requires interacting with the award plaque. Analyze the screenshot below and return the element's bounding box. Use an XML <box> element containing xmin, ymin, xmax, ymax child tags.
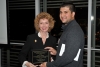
<box><xmin>32</xmin><ymin>49</ymin><xmax>51</xmax><ymax>65</ymax></box>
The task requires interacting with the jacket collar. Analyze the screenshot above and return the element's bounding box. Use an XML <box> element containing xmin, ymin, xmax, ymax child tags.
<box><xmin>38</xmin><ymin>32</ymin><xmax>49</xmax><ymax>38</ymax></box>
<box><xmin>61</xmin><ymin>20</ymin><xmax>75</xmax><ymax>31</ymax></box>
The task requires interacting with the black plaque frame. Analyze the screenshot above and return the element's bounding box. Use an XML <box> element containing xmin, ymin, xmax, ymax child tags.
<box><xmin>32</xmin><ymin>49</ymin><xmax>51</xmax><ymax>65</ymax></box>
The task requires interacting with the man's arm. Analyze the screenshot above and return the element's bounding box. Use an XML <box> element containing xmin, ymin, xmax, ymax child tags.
<box><xmin>46</xmin><ymin>27</ymin><xmax>84</xmax><ymax>67</ymax></box>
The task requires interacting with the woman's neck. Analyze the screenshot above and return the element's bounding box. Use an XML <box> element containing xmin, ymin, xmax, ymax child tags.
<box><xmin>39</xmin><ymin>31</ymin><xmax>48</xmax><ymax>38</ymax></box>
<box><xmin>39</xmin><ymin>31</ymin><xmax>48</xmax><ymax>45</ymax></box>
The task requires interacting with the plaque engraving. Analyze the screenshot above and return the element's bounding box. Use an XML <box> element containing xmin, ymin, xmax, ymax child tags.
<box><xmin>32</xmin><ymin>49</ymin><xmax>51</xmax><ymax>65</ymax></box>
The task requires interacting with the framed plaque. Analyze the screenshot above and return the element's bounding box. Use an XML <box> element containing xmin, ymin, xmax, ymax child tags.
<box><xmin>32</xmin><ymin>49</ymin><xmax>51</xmax><ymax>65</ymax></box>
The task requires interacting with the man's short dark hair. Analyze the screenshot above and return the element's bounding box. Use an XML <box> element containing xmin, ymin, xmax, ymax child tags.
<box><xmin>60</xmin><ymin>1</ymin><xmax>76</xmax><ymax>12</ymax></box>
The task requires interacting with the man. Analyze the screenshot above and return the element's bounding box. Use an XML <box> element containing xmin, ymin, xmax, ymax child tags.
<box><xmin>40</xmin><ymin>1</ymin><xmax>85</xmax><ymax>67</ymax></box>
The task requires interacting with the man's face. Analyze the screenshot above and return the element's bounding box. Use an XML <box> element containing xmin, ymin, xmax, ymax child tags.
<box><xmin>60</xmin><ymin>6</ymin><xmax>75</xmax><ymax>24</ymax></box>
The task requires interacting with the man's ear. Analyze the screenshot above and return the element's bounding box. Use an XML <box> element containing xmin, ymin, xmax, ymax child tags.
<box><xmin>72</xmin><ymin>12</ymin><xmax>75</xmax><ymax>17</ymax></box>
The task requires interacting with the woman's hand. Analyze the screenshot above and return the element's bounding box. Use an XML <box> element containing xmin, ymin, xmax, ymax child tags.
<box><xmin>44</xmin><ymin>47</ymin><xmax>57</xmax><ymax>55</ymax></box>
<box><xmin>25</xmin><ymin>62</ymin><xmax>37</xmax><ymax>67</ymax></box>
<box><xmin>39</xmin><ymin>62</ymin><xmax>47</xmax><ymax>67</ymax></box>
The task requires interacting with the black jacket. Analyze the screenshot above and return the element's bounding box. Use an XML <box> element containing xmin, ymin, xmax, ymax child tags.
<box><xmin>19</xmin><ymin>33</ymin><xmax>57</xmax><ymax>65</ymax></box>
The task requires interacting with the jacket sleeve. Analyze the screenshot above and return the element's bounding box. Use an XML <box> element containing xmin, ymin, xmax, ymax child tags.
<box><xmin>18</xmin><ymin>35</ymin><xmax>31</xmax><ymax>65</ymax></box>
<box><xmin>47</xmin><ymin>27</ymin><xmax>84</xmax><ymax>67</ymax></box>
<box><xmin>52</xmin><ymin>37</ymin><xmax>57</xmax><ymax>50</ymax></box>
<box><xmin>51</xmin><ymin>37</ymin><xmax>57</xmax><ymax>60</ymax></box>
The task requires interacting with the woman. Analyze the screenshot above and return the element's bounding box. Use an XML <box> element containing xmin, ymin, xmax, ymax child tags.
<box><xmin>19</xmin><ymin>12</ymin><xmax>57</xmax><ymax>67</ymax></box>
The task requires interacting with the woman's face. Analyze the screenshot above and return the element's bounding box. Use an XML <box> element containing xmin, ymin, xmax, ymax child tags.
<box><xmin>39</xmin><ymin>18</ymin><xmax>50</xmax><ymax>32</ymax></box>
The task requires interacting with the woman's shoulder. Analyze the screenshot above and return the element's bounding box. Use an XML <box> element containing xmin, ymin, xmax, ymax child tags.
<box><xmin>49</xmin><ymin>34</ymin><xmax>57</xmax><ymax>40</ymax></box>
<box><xmin>27</xmin><ymin>33</ymin><xmax>38</xmax><ymax>38</ymax></box>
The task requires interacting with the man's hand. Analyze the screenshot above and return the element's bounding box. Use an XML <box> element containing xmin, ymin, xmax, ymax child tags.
<box><xmin>40</xmin><ymin>62</ymin><xmax>47</xmax><ymax>67</ymax></box>
<box><xmin>44</xmin><ymin>47</ymin><xmax>57</xmax><ymax>55</ymax></box>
